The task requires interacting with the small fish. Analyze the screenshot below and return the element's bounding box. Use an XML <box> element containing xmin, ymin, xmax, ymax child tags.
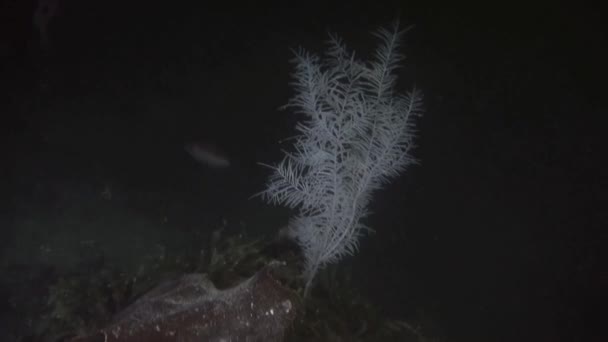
<box><xmin>33</xmin><ymin>0</ymin><xmax>60</xmax><ymax>49</ymax></box>
<box><xmin>184</xmin><ymin>142</ymin><xmax>230</xmax><ymax>168</ymax></box>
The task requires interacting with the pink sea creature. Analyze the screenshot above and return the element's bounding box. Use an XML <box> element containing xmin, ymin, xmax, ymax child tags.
<box><xmin>184</xmin><ymin>142</ymin><xmax>230</xmax><ymax>168</ymax></box>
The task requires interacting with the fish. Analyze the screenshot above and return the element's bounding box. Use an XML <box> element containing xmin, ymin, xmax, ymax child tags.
<box><xmin>184</xmin><ymin>142</ymin><xmax>230</xmax><ymax>168</ymax></box>
<box><xmin>33</xmin><ymin>0</ymin><xmax>60</xmax><ymax>49</ymax></box>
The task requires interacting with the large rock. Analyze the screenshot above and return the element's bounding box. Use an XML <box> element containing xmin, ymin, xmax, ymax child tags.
<box><xmin>71</xmin><ymin>266</ymin><xmax>297</xmax><ymax>342</ymax></box>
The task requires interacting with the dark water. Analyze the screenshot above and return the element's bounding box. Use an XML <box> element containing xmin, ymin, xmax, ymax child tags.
<box><xmin>1</xmin><ymin>2</ymin><xmax>602</xmax><ymax>341</ymax></box>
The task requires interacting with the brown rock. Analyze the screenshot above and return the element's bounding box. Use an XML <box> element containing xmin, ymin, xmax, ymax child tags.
<box><xmin>71</xmin><ymin>266</ymin><xmax>297</xmax><ymax>342</ymax></box>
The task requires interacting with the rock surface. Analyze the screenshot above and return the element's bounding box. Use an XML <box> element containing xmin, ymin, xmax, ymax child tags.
<box><xmin>71</xmin><ymin>267</ymin><xmax>297</xmax><ymax>342</ymax></box>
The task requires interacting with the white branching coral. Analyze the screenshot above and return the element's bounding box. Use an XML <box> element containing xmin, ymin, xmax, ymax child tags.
<box><xmin>259</xmin><ymin>21</ymin><xmax>423</xmax><ymax>295</ymax></box>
